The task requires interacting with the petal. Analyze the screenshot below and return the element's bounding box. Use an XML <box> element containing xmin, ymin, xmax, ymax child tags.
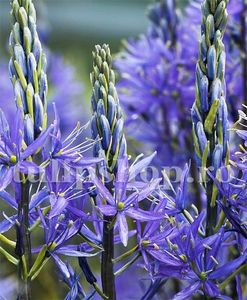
<box><xmin>236</xmin><ymin>130</ymin><xmax>247</xmax><ymax>140</ymax></box>
<box><xmin>80</xmin><ymin>224</ymin><xmax>101</xmax><ymax>245</ymax></box>
<box><xmin>51</xmin><ymin>253</ymin><xmax>70</xmax><ymax>278</ymax></box>
<box><xmin>49</xmin><ymin>196</ymin><xmax>68</xmax><ymax>218</ymax></box>
<box><xmin>67</xmin><ymin>205</ymin><xmax>95</xmax><ymax>221</ymax></box>
<box><xmin>21</xmin><ymin>125</ymin><xmax>53</xmax><ymax>160</ymax></box>
<box><xmin>12</xmin><ymin>108</ymin><xmax>24</xmax><ymax>151</ymax></box>
<box><xmin>117</xmin><ymin>213</ymin><xmax>128</xmax><ymax>247</ymax></box>
<box><xmin>129</xmin><ymin>152</ymin><xmax>156</xmax><ymax>181</ymax></box>
<box><xmin>137</xmin><ymin>178</ymin><xmax>161</xmax><ymax>201</ymax></box>
<box><xmin>0</xmin><ymin>167</ymin><xmax>13</xmax><ymax>191</ymax></box>
<box><xmin>172</xmin><ymin>282</ymin><xmax>201</xmax><ymax>300</ymax></box>
<box><xmin>115</xmin><ymin>155</ymin><xmax>129</xmax><ymax>203</ymax></box>
<box><xmin>236</xmin><ymin>274</ymin><xmax>243</xmax><ymax>300</ymax></box>
<box><xmin>0</xmin><ymin>109</ymin><xmax>10</xmax><ymax>136</ymax></box>
<box><xmin>148</xmin><ymin>250</ymin><xmax>181</xmax><ymax>265</ymax></box>
<box><xmin>204</xmin><ymin>281</ymin><xmax>220</xmax><ymax>297</ymax></box>
<box><xmin>0</xmin><ymin>214</ymin><xmax>17</xmax><ymax>233</ymax></box>
<box><xmin>97</xmin><ymin>205</ymin><xmax>117</xmax><ymax>216</ymax></box>
<box><xmin>176</xmin><ymin>162</ymin><xmax>190</xmax><ymax>210</ymax></box>
<box><xmin>19</xmin><ymin>161</ymin><xmax>41</xmax><ymax>175</ymax></box>
<box><xmin>0</xmin><ymin>191</ymin><xmax>17</xmax><ymax>209</ymax></box>
<box><xmin>88</xmin><ymin>167</ymin><xmax>114</xmax><ymax>205</ymax></box>
<box><xmin>190</xmin><ymin>211</ymin><xmax>206</xmax><ymax>237</ymax></box>
<box><xmin>55</xmin><ymin>247</ymin><xmax>100</xmax><ymax>257</ymax></box>
<box><xmin>126</xmin><ymin>207</ymin><xmax>165</xmax><ymax>221</ymax></box>
<box><xmin>71</xmin><ymin>157</ymin><xmax>103</xmax><ymax>167</ymax></box>
<box><xmin>29</xmin><ymin>189</ymin><xmax>49</xmax><ymax>210</ymax></box>
<box><xmin>209</xmin><ymin>254</ymin><xmax>247</xmax><ymax>280</ymax></box>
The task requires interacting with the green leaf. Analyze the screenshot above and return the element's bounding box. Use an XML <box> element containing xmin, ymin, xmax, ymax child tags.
<box><xmin>114</xmin><ymin>253</ymin><xmax>140</xmax><ymax>276</ymax></box>
<box><xmin>0</xmin><ymin>247</ymin><xmax>18</xmax><ymax>265</ymax></box>
<box><xmin>31</xmin><ymin>257</ymin><xmax>50</xmax><ymax>281</ymax></box>
<box><xmin>14</xmin><ymin>60</ymin><xmax>27</xmax><ymax>89</ymax></box>
<box><xmin>192</xmin><ymin>125</ymin><xmax>202</xmax><ymax>159</ymax></box>
<box><xmin>0</xmin><ymin>234</ymin><xmax>16</xmax><ymax>248</ymax></box>
<box><xmin>26</xmin><ymin>83</ymin><xmax>34</xmax><ymax>119</ymax></box>
<box><xmin>204</xmin><ymin>99</ymin><xmax>220</xmax><ymax>134</ymax></box>
<box><xmin>29</xmin><ymin>245</ymin><xmax>47</xmax><ymax>277</ymax></box>
<box><xmin>202</xmin><ymin>141</ymin><xmax>210</xmax><ymax>184</ymax></box>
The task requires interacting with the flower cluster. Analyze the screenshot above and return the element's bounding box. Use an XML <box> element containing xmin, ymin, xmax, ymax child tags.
<box><xmin>0</xmin><ymin>0</ymin><xmax>247</xmax><ymax>300</ymax></box>
<box><xmin>115</xmin><ymin>0</ymin><xmax>245</xmax><ymax>167</ymax></box>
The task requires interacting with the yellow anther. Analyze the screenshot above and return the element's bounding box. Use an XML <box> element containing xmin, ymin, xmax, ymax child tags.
<box><xmin>199</xmin><ymin>272</ymin><xmax>207</xmax><ymax>281</ymax></box>
<box><xmin>153</xmin><ymin>243</ymin><xmax>160</xmax><ymax>250</ymax></box>
<box><xmin>179</xmin><ymin>254</ymin><xmax>187</xmax><ymax>262</ymax></box>
<box><xmin>141</xmin><ymin>240</ymin><xmax>151</xmax><ymax>247</ymax></box>
<box><xmin>10</xmin><ymin>155</ymin><xmax>17</xmax><ymax>164</ymax></box>
<box><xmin>49</xmin><ymin>242</ymin><xmax>57</xmax><ymax>251</ymax></box>
<box><xmin>117</xmin><ymin>202</ymin><xmax>125</xmax><ymax>210</ymax></box>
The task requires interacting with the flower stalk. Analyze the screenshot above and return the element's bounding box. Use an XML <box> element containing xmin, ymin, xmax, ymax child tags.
<box><xmin>90</xmin><ymin>44</ymin><xmax>127</xmax><ymax>299</ymax></box>
<box><xmin>15</xmin><ymin>178</ymin><xmax>32</xmax><ymax>300</ymax></box>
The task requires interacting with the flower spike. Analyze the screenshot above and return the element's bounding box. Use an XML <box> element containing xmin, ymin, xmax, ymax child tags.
<box><xmin>9</xmin><ymin>0</ymin><xmax>48</xmax><ymax>144</ymax></box>
<box><xmin>90</xmin><ymin>44</ymin><xmax>127</xmax><ymax>172</ymax></box>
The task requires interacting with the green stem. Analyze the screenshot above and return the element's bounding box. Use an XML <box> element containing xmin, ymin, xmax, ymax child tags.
<box><xmin>114</xmin><ymin>253</ymin><xmax>141</xmax><ymax>276</ymax></box>
<box><xmin>30</xmin><ymin>206</ymin><xmax>51</xmax><ymax>232</ymax></box>
<box><xmin>93</xmin><ymin>283</ymin><xmax>109</xmax><ymax>300</ymax></box>
<box><xmin>0</xmin><ymin>234</ymin><xmax>16</xmax><ymax>248</ymax></box>
<box><xmin>112</xmin><ymin>245</ymin><xmax>138</xmax><ymax>264</ymax></box>
<box><xmin>101</xmin><ymin>216</ymin><xmax>116</xmax><ymax>300</ymax></box>
<box><xmin>0</xmin><ymin>247</ymin><xmax>18</xmax><ymax>265</ymax></box>
<box><xmin>18</xmin><ymin>178</ymin><xmax>32</xmax><ymax>300</ymax></box>
<box><xmin>214</xmin><ymin>210</ymin><xmax>225</xmax><ymax>233</ymax></box>
<box><xmin>220</xmin><ymin>263</ymin><xmax>247</xmax><ymax>290</ymax></box>
<box><xmin>205</xmin><ymin>135</ymin><xmax>217</xmax><ymax>236</ymax></box>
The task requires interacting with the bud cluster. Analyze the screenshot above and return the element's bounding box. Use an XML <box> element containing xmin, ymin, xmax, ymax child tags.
<box><xmin>192</xmin><ymin>0</ymin><xmax>229</xmax><ymax>174</ymax></box>
<box><xmin>9</xmin><ymin>0</ymin><xmax>48</xmax><ymax>144</ymax></box>
<box><xmin>90</xmin><ymin>44</ymin><xmax>127</xmax><ymax>172</ymax></box>
<box><xmin>147</xmin><ymin>0</ymin><xmax>177</xmax><ymax>44</ymax></box>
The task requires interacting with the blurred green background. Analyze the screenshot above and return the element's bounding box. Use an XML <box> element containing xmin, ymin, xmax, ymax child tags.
<box><xmin>0</xmin><ymin>0</ymin><xmax>188</xmax><ymax>97</ymax></box>
<box><xmin>0</xmin><ymin>0</ymin><xmax>153</xmax><ymax>99</ymax></box>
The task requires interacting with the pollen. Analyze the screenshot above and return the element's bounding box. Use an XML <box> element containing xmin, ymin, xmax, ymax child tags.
<box><xmin>153</xmin><ymin>243</ymin><xmax>160</xmax><ymax>250</ymax></box>
<box><xmin>49</xmin><ymin>242</ymin><xmax>57</xmax><ymax>251</ymax></box>
<box><xmin>10</xmin><ymin>155</ymin><xmax>17</xmax><ymax>164</ymax></box>
<box><xmin>142</xmin><ymin>240</ymin><xmax>151</xmax><ymax>247</ymax></box>
<box><xmin>179</xmin><ymin>254</ymin><xmax>187</xmax><ymax>262</ymax></box>
<box><xmin>199</xmin><ymin>272</ymin><xmax>207</xmax><ymax>281</ymax></box>
<box><xmin>55</xmin><ymin>150</ymin><xmax>63</xmax><ymax>156</ymax></box>
<box><xmin>117</xmin><ymin>202</ymin><xmax>125</xmax><ymax>210</ymax></box>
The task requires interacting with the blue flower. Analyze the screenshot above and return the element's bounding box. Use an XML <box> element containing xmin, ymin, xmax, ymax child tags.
<box><xmin>89</xmin><ymin>154</ymin><xmax>163</xmax><ymax>246</ymax></box>
<box><xmin>0</xmin><ymin>108</ymin><xmax>52</xmax><ymax>190</ymax></box>
<box><xmin>44</xmin><ymin>104</ymin><xmax>101</xmax><ymax>169</ymax></box>
<box><xmin>54</xmin><ymin>260</ymin><xmax>85</xmax><ymax>300</ymax></box>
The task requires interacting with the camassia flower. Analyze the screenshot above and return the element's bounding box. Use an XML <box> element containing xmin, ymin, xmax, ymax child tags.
<box><xmin>34</xmin><ymin>212</ymin><xmax>100</xmax><ymax>263</ymax></box>
<box><xmin>0</xmin><ymin>185</ymin><xmax>49</xmax><ymax>233</ymax></box>
<box><xmin>89</xmin><ymin>154</ymin><xmax>163</xmax><ymax>246</ymax></box>
<box><xmin>210</xmin><ymin>166</ymin><xmax>247</xmax><ymax>239</ymax></box>
<box><xmin>44</xmin><ymin>163</ymin><xmax>94</xmax><ymax>221</ymax></box>
<box><xmin>55</xmin><ymin>261</ymin><xmax>85</xmax><ymax>300</ymax></box>
<box><xmin>0</xmin><ymin>108</ymin><xmax>52</xmax><ymax>190</ymax></box>
<box><xmin>154</xmin><ymin>213</ymin><xmax>247</xmax><ymax>299</ymax></box>
<box><xmin>44</xmin><ymin>104</ymin><xmax>101</xmax><ymax>168</ymax></box>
